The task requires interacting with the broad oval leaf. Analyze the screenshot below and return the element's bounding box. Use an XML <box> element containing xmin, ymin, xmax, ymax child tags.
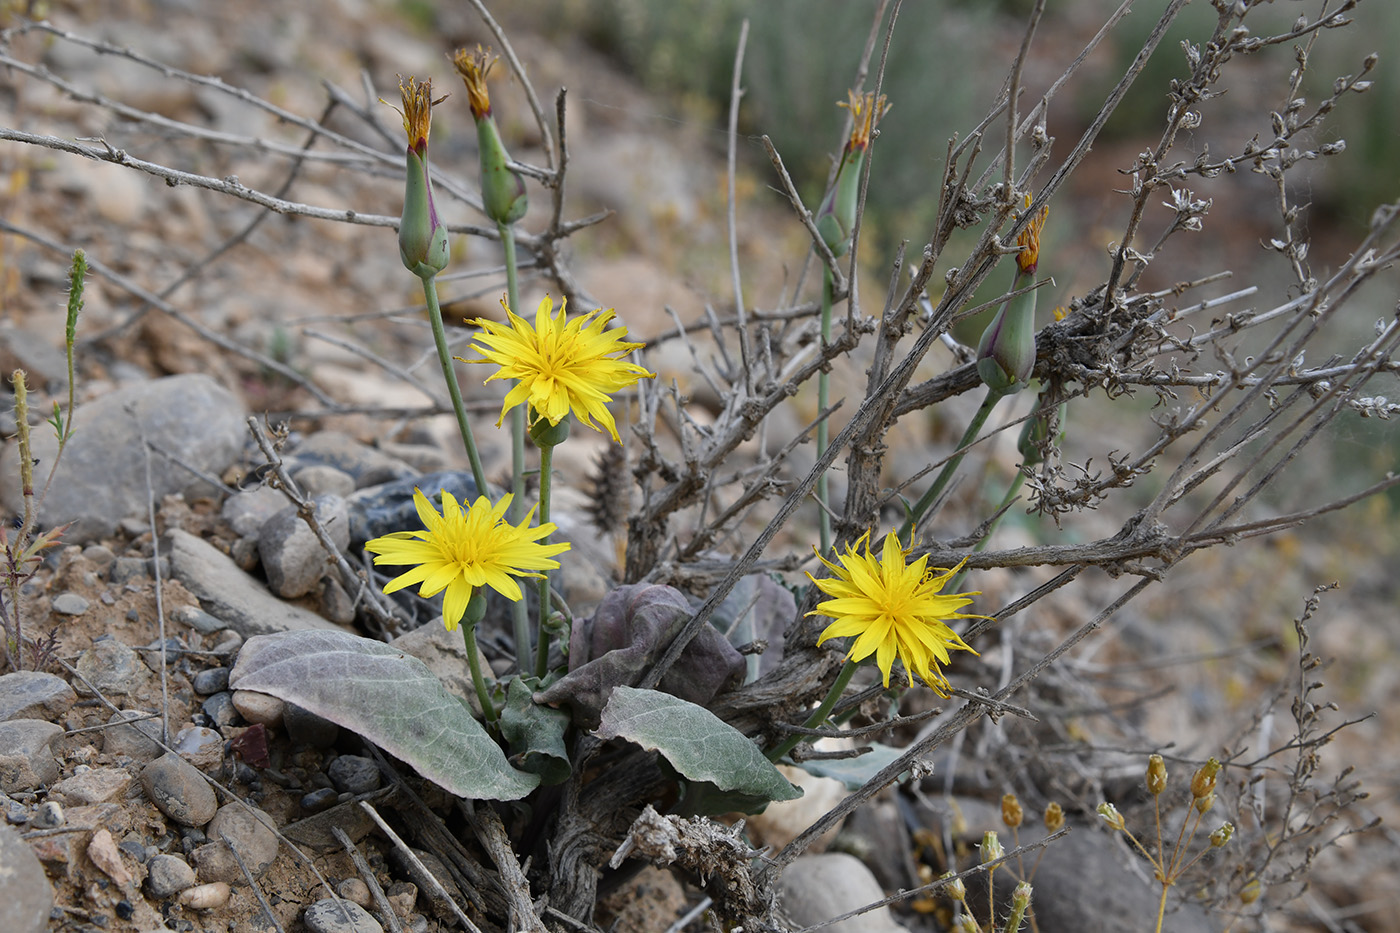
<box><xmin>229</xmin><ymin>630</ymin><xmax>538</xmax><ymax>800</ymax></box>
<box><xmin>596</xmin><ymin>686</ymin><xmax>800</xmax><ymax>804</ymax></box>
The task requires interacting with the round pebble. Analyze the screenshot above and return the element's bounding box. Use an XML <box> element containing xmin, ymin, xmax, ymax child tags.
<box><xmin>231</xmin><ymin>690</ymin><xmax>283</xmax><ymax>727</ymax></box>
<box><xmin>195</xmin><ymin>803</ymin><xmax>279</xmax><ymax>882</ymax></box>
<box><xmin>300</xmin><ymin>787</ymin><xmax>338</xmax><ymax>814</ymax></box>
<box><xmin>326</xmin><ymin>755</ymin><xmax>380</xmax><ymax>795</ymax></box>
<box><xmin>336</xmin><ymin>878</ymin><xmax>371</xmax><ymax>908</ymax></box>
<box><xmin>140</xmin><ymin>752</ymin><xmax>218</xmax><ymax>827</ymax></box>
<box><xmin>103</xmin><ymin>710</ymin><xmax>164</xmax><ymax>762</ymax></box>
<box><xmin>201</xmin><ymin>693</ymin><xmax>240</xmax><ymax>729</ymax></box>
<box><xmin>192</xmin><ymin>668</ymin><xmax>230</xmax><ymax>696</ymax></box>
<box><xmin>147</xmin><ymin>853</ymin><xmax>197</xmax><ymax>897</ymax></box>
<box><xmin>51</xmin><ymin>592</ymin><xmax>90</xmax><ymax>615</ymax></box>
<box><xmin>32</xmin><ymin>801</ymin><xmax>63</xmax><ymax>829</ymax></box>
<box><xmin>178</xmin><ymin>881</ymin><xmax>231</xmax><ymax>911</ymax></box>
<box><xmin>303</xmin><ymin>898</ymin><xmax>383</xmax><ymax>933</ymax></box>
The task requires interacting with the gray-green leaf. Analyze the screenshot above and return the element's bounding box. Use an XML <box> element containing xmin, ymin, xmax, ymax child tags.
<box><xmin>229</xmin><ymin>630</ymin><xmax>538</xmax><ymax>800</ymax></box>
<box><xmin>596</xmin><ymin>686</ymin><xmax>800</xmax><ymax>804</ymax></box>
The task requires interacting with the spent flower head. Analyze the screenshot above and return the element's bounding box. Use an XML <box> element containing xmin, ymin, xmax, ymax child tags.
<box><xmin>452</xmin><ymin>45</ymin><xmax>496</xmax><ymax>120</ymax></box>
<box><xmin>1001</xmin><ymin>793</ymin><xmax>1023</xmax><ymax>829</ymax></box>
<box><xmin>817</xmin><ymin>89</ymin><xmax>891</xmax><ymax>256</ymax></box>
<box><xmin>806</xmin><ymin>531</ymin><xmax>983</xmax><ymax>694</ymax></box>
<box><xmin>467</xmin><ymin>295</ymin><xmax>654</xmax><ymax>444</ymax></box>
<box><xmin>364</xmin><ymin>488</ymin><xmax>570</xmax><ymax>631</ymax></box>
<box><xmin>1015</xmin><ymin>195</ymin><xmax>1050</xmax><ymax>275</ymax></box>
<box><xmin>838</xmin><ymin>89</ymin><xmax>891</xmax><ymax>154</ymax></box>
<box><xmin>1191</xmin><ymin>757</ymin><xmax>1222</xmax><ymax>799</ymax></box>
<box><xmin>1097</xmin><ymin>802</ymin><xmax>1125</xmax><ymax>831</ymax></box>
<box><xmin>385</xmin><ymin>76</ymin><xmax>450</xmax><ymax>278</ymax></box>
<box><xmin>452</xmin><ymin>45</ymin><xmax>528</xmax><ymax>225</ymax></box>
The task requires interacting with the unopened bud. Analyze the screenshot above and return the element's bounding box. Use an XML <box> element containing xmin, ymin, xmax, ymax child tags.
<box><xmin>387</xmin><ymin>76</ymin><xmax>450</xmax><ymax>279</ymax></box>
<box><xmin>1191</xmin><ymin>758</ymin><xmax>1221</xmax><ymax>799</ymax></box>
<box><xmin>976</xmin><ymin>282</ymin><xmax>1037</xmax><ymax>395</ymax></box>
<box><xmin>1240</xmin><ymin>878</ymin><xmax>1263</xmax><ymax>904</ymax></box>
<box><xmin>939</xmin><ymin>871</ymin><xmax>966</xmax><ymax>903</ymax></box>
<box><xmin>1146</xmin><ymin>754</ymin><xmax>1168</xmax><ymax>796</ymax></box>
<box><xmin>1044</xmin><ymin>802</ymin><xmax>1064</xmax><ymax>833</ymax></box>
<box><xmin>1210</xmin><ymin>822</ymin><xmax>1234</xmax><ymax>848</ymax></box>
<box><xmin>1194</xmin><ymin>792</ymin><xmax>1216</xmax><ymax>815</ymax></box>
<box><xmin>1001</xmin><ymin>793</ymin><xmax>1023</xmax><ymax>829</ymax></box>
<box><xmin>815</xmin><ymin>90</ymin><xmax>889</xmax><ymax>257</ymax></box>
<box><xmin>956</xmin><ymin>912</ymin><xmax>981</xmax><ymax>933</ymax></box>
<box><xmin>1097</xmin><ymin>802</ymin><xmax>1125</xmax><ymax>831</ymax></box>
<box><xmin>979</xmin><ymin>830</ymin><xmax>1004</xmax><ymax>865</ymax></box>
<box><xmin>1005</xmin><ymin>881</ymin><xmax>1033</xmax><ymax>932</ymax></box>
<box><xmin>453</xmin><ymin>47</ymin><xmax>528</xmax><ymax>226</ymax></box>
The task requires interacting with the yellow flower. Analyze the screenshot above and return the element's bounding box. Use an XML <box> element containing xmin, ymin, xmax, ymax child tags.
<box><xmin>806</xmin><ymin>531</ymin><xmax>982</xmax><ymax>694</ymax></box>
<box><xmin>467</xmin><ymin>295</ymin><xmax>654</xmax><ymax>444</ymax></box>
<box><xmin>364</xmin><ymin>488</ymin><xmax>570</xmax><ymax>631</ymax></box>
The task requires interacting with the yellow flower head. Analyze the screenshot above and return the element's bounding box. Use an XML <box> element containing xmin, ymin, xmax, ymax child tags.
<box><xmin>388</xmin><ymin>75</ymin><xmax>447</xmax><ymax>154</ymax></box>
<box><xmin>1016</xmin><ymin>194</ymin><xmax>1050</xmax><ymax>275</ymax></box>
<box><xmin>838</xmin><ymin>89</ymin><xmax>891</xmax><ymax>154</ymax></box>
<box><xmin>364</xmin><ymin>488</ymin><xmax>570</xmax><ymax>631</ymax></box>
<box><xmin>467</xmin><ymin>295</ymin><xmax>655</xmax><ymax>444</ymax></box>
<box><xmin>452</xmin><ymin>45</ymin><xmax>497</xmax><ymax>122</ymax></box>
<box><xmin>807</xmin><ymin>531</ymin><xmax>982</xmax><ymax>694</ymax></box>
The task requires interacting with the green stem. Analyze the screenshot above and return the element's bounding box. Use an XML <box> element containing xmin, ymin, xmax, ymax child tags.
<box><xmin>499</xmin><ymin>221</ymin><xmax>532</xmax><ymax>673</ymax></box>
<box><xmin>533</xmin><ymin>441</ymin><xmax>555</xmax><ymax>678</ymax></box>
<box><xmin>817</xmin><ymin>264</ymin><xmax>834</xmax><ymax>555</ymax></box>
<box><xmin>899</xmin><ymin>388</ymin><xmax>1002</xmax><ymax>540</ymax></box>
<box><xmin>461</xmin><ymin>622</ymin><xmax>498</xmax><ymax>725</ymax></box>
<box><xmin>420</xmin><ymin>273</ymin><xmax>489</xmax><ymax>495</ymax></box>
<box><xmin>766</xmin><ymin>658</ymin><xmax>859</xmax><ymax>762</ymax></box>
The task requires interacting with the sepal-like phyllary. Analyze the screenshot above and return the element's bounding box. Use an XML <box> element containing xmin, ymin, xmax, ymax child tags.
<box><xmin>453</xmin><ymin>46</ymin><xmax>528</xmax><ymax>226</ymax></box>
<box><xmin>815</xmin><ymin>90</ymin><xmax>889</xmax><ymax>258</ymax></box>
<box><xmin>389</xmin><ymin>76</ymin><xmax>450</xmax><ymax>278</ymax></box>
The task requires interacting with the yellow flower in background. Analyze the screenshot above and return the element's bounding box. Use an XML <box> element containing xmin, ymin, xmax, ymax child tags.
<box><xmin>806</xmin><ymin>531</ymin><xmax>982</xmax><ymax>694</ymax></box>
<box><xmin>467</xmin><ymin>295</ymin><xmax>655</xmax><ymax>444</ymax></box>
<box><xmin>364</xmin><ymin>488</ymin><xmax>570</xmax><ymax>631</ymax></box>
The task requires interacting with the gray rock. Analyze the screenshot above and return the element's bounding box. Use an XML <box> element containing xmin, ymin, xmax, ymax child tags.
<box><xmin>320</xmin><ymin>577</ymin><xmax>357</xmax><ymax>625</ymax></box>
<box><xmin>171</xmin><ymin>604</ymin><xmax>230</xmax><ymax>636</ymax></box>
<box><xmin>192</xmin><ymin>667</ymin><xmax>231</xmax><ymax>696</ymax></box>
<box><xmin>173</xmin><ymin>726</ymin><xmax>223</xmax><ymax>769</ymax></box>
<box><xmin>49</xmin><ymin>767</ymin><xmax>130</xmax><ymax>806</ymax></box>
<box><xmin>109</xmin><ymin>556</ymin><xmax>153</xmax><ymax>584</ymax></box>
<box><xmin>258</xmin><ymin>495</ymin><xmax>349</xmax><ymax>598</ymax></box>
<box><xmin>201</xmin><ymin>692</ymin><xmax>240</xmax><ymax>729</ymax></box>
<box><xmin>139</xmin><ymin>637</ymin><xmax>186</xmax><ymax>672</ymax></box>
<box><xmin>294</xmin><ymin>464</ymin><xmax>356</xmax><ymax>498</ymax></box>
<box><xmin>326</xmin><ymin>755</ymin><xmax>380</xmax><ymax>795</ymax></box>
<box><xmin>304</xmin><ymin>898</ymin><xmax>384</xmax><ymax>933</ymax></box>
<box><xmin>168</xmin><ymin>528</ymin><xmax>346</xmax><ymax>638</ymax></box>
<box><xmin>32</xmin><ymin>800</ymin><xmax>63</xmax><ymax>829</ymax></box>
<box><xmin>81</xmin><ymin>544</ymin><xmax>115</xmax><ymax>570</ymax></box>
<box><xmin>777</xmin><ymin>853</ymin><xmax>909</xmax><ymax>933</ymax></box>
<box><xmin>300</xmin><ymin>787</ymin><xmax>338</xmax><ymax>814</ymax></box>
<box><xmin>195</xmin><ymin>803</ymin><xmax>279</xmax><ymax>882</ymax></box>
<box><xmin>284</xmin><ymin>702</ymin><xmax>339</xmax><ymax>748</ymax></box>
<box><xmin>103</xmin><ymin>710</ymin><xmax>164</xmax><ymax>761</ymax></box>
<box><xmin>0</xmin><ymin>671</ymin><xmax>77</xmax><ymax>722</ymax></box>
<box><xmin>0</xmin><ymin>822</ymin><xmax>54</xmax><ymax>933</ymax></box>
<box><xmin>0</xmin><ymin>374</ymin><xmax>247</xmax><ymax>542</ymax></box>
<box><xmin>221</xmin><ymin>485</ymin><xmax>290</xmax><ymax>539</ymax></box>
<box><xmin>73</xmin><ymin>637</ymin><xmax>151</xmax><ymax>699</ymax></box>
<box><xmin>0</xmin><ymin>720</ymin><xmax>63</xmax><ymax>792</ymax></box>
<box><xmin>146</xmin><ymin>853</ymin><xmax>197</xmax><ymax>898</ymax></box>
<box><xmin>50</xmin><ymin>592</ymin><xmax>90</xmax><ymax>616</ymax></box>
<box><xmin>293</xmin><ymin>431</ymin><xmax>416</xmax><ymax>489</ymax></box>
<box><xmin>347</xmin><ymin>470</ymin><xmax>481</xmax><ymax>545</ymax></box>
<box><xmin>141</xmin><ymin>752</ymin><xmax>218</xmax><ymax>827</ymax></box>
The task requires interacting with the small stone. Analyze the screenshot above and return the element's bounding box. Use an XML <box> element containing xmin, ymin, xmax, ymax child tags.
<box><xmin>0</xmin><ymin>822</ymin><xmax>53</xmax><ymax>933</ymax></box>
<box><xmin>294</xmin><ymin>464</ymin><xmax>356</xmax><ymax>498</ymax></box>
<box><xmin>201</xmin><ymin>692</ymin><xmax>240</xmax><ymax>728</ymax></box>
<box><xmin>300</xmin><ymin>787</ymin><xmax>339</xmax><ymax>814</ymax></box>
<box><xmin>51</xmin><ymin>592</ymin><xmax>90</xmax><ymax>616</ymax></box>
<box><xmin>327</xmin><ymin>755</ymin><xmax>380</xmax><ymax>795</ymax></box>
<box><xmin>173</xmin><ymin>726</ymin><xmax>224</xmax><ymax>770</ymax></box>
<box><xmin>221</xmin><ymin>485</ymin><xmax>290</xmax><ymax>539</ymax></box>
<box><xmin>50</xmin><ymin>767</ymin><xmax>130</xmax><ymax>805</ymax></box>
<box><xmin>0</xmin><ymin>720</ymin><xmax>63</xmax><ymax>792</ymax></box>
<box><xmin>294</xmin><ymin>432</ymin><xmax>416</xmax><ymax>488</ymax></box>
<box><xmin>140</xmin><ymin>752</ymin><xmax>218</xmax><ymax>827</ymax></box>
<box><xmin>140</xmin><ymin>637</ymin><xmax>187</xmax><ymax>672</ymax></box>
<box><xmin>87</xmin><ymin>828</ymin><xmax>134</xmax><ymax>888</ymax></box>
<box><xmin>82</xmin><ymin>545</ymin><xmax>116</xmax><ymax>569</ymax></box>
<box><xmin>777</xmin><ymin>853</ymin><xmax>908</xmax><ymax>933</ymax></box>
<box><xmin>109</xmin><ymin>556</ymin><xmax>151</xmax><ymax>583</ymax></box>
<box><xmin>231</xmin><ymin>690</ymin><xmax>284</xmax><ymax>726</ymax></box>
<box><xmin>320</xmin><ymin>577</ymin><xmax>357</xmax><ymax>625</ymax></box>
<box><xmin>73</xmin><ymin>638</ymin><xmax>151</xmax><ymax>700</ymax></box>
<box><xmin>103</xmin><ymin>710</ymin><xmax>164</xmax><ymax>762</ymax></box>
<box><xmin>195</xmin><ymin>803</ymin><xmax>279</xmax><ymax>882</ymax></box>
<box><xmin>284</xmin><ymin>702</ymin><xmax>339</xmax><ymax>748</ymax></box>
<box><xmin>336</xmin><ymin>877</ymin><xmax>372</xmax><ymax>908</ymax></box>
<box><xmin>146</xmin><ymin>853</ymin><xmax>197</xmax><ymax>898</ymax></box>
<box><xmin>303</xmin><ymin>898</ymin><xmax>384</xmax><ymax>933</ymax></box>
<box><xmin>212</xmin><ymin>632</ymin><xmax>244</xmax><ymax>658</ymax></box>
<box><xmin>258</xmin><ymin>495</ymin><xmax>350</xmax><ymax>599</ymax></box>
<box><xmin>192</xmin><ymin>668</ymin><xmax>231</xmax><ymax>696</ymax></box>
<box><xmin>0</xmin><ymin>671</ymin><xmax>77</xmax><ymax>722</ymax></box>
<box><xmin>32</xmin><ymin>801</ymin><xmax>64</xmax><ymax>829</ymax></box>
<box><xmin>178</xmin><ymin>881</ymin><xmax>231</xmax><ymax>911</ymax></box>
<box><xmin>171</xmin><ymin>605</ymin><xmax>228</xmax><ymax>636</ymax></box>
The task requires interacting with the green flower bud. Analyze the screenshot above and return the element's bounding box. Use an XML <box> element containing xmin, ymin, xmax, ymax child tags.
<box><xmin>454</xmin><ymin>46</ymin><xmax>528</xmax><ymax>226</ymax></box>
<box><xmin>1097</xmin><ymin>802</ymin><xmax>1125</xmax><ymax>831</ymax></box>
<box><xmin>388</xmin><ymin>76</ymin><xmax>450</xmax><ymax>279</ymax></box>
<box><xmin>979</xmin><ymin>830</ymin><xmax>1004</xmax><ymax>864</ymax></box>
<box><xmin>939</xmin><ymin>870</ymin><xmax>966</xmax><ymax>903</ymax></box>
<box><xmin>1210</xmin><ymin>821</ymin><xmax>1234</xmax><ymax>847</ymax></box>
<box><xmin>815</xmin><ymin>90</ymin><xmax>889</xmax><ymax>258</ymax></box>
<box><xmin>1191</xmin><ymin>757</ymin><xmax>1221</xmax><ymax>799</ymax></box>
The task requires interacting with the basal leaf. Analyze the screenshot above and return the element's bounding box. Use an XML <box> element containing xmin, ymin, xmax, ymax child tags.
<box><xmin>229</xmin><ymin>630</ymin><xmax>538</xmax><ymax>800</ymax></box>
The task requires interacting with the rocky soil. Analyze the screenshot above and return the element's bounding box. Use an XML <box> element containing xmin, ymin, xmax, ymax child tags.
<box><xmin>2</xmin><ymin>2</ymin><xmax>1398</xmax><ymax>932</ymax></box>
